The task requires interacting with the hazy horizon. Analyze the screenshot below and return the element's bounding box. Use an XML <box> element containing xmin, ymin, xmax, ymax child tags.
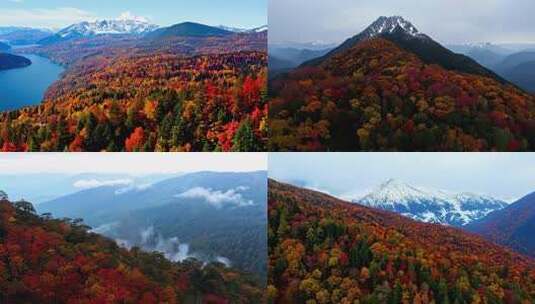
<box><xmin>0</xmin><ymin>153</ymin><xmax>267</xmax><ymax>204</ymax></box>
<box><xmin>0</xmin><ymin>153</ymin><xmax>267</xmax><ymax>174</ymax></box>
<box><xmin>0</xmin><ymin>0</ymin><xmax>267</xmax><ymax>29</ymax></box>
<box><xmin>269</xmin><ymin>0</ymin><xmax>535</xmax><ymax>45</ymax></box>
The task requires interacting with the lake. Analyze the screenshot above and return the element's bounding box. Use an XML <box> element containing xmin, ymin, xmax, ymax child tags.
<box><xmin>0</xmin><ymin>54</ymin><xmax>64</xmax><ymax>111</ymax></box>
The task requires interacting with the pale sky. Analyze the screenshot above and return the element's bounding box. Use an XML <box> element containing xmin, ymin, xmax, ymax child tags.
<box><xmin>0</xmin><ymin>0</ymin><xmax>267</xmax><ymax>29</ymax></box>
<box><xmin>0</xmin><ymin>153</ymin><xmax>267</xmax><ymax>174</ymax></box>
<box><xmin>269</xmin><ymin>153</ymin><xmax>535</xmax><ymax>202</ymax></box>
<box><xmin>269</xmin><ymin>0</ymin><xmax>535</xmax><ymax>45</ymax></box>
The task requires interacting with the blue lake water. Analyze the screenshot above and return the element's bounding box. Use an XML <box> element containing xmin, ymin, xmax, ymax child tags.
<box><xmin>0</xmin><ymin>54</ymin><xmax>64</xmax><ymax>111</ymax></box>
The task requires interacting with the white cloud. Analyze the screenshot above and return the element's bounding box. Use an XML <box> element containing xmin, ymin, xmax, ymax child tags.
<box><xmin>73</xmin><ymin>178</ymin><xmax>133</xmax><ymax>189</ymax></box>
<box><xmin>117</xmin><ymin>11</ymin><xmax>149</xmax><ymax>23</ymax></box>
<box><xmin>176</xmin><ymin>187</ymin><xmax>253</xmax><ymax>208</ymax></box>
<box><xmin>0</xmin><ymin>7</ymin><xmax>96</xmax><ymax>29</ymax></box>
<box><xmin>114</xmin><ymin>183</ymin><xmax>153</xmax><ymax>195</ymax></box>
<box><xmin>114</xmin><ymin>226</ymin><xmax>197</xmax><ymax>262</ymax></box>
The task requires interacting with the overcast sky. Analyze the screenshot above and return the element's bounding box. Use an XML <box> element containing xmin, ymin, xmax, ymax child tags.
<box><xmin>0</xmin><ymin>153</ymin><xmax>267</xmax><ymax>174</ymax></box>
<box><xmin>269</xmin><ymin>153</ymin><xmax>535</xmax><ymax>202</ymax></box>
<box><xmin>0</xmin><ymin>0</ymin><xmax>266</xmax><ymax>29</ymax></box>
<box><xmin>269</xmin><ymin>0</ymin><xmax>535</xmax><ymax>45</ymax></box>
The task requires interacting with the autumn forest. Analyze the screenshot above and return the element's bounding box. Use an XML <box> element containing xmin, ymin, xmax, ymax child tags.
<box><xmin>269</xmin><ymin>39</ymin><xmax>535</xmax><ymax>152</ymax></box>
<box><xmin>0</xmin><ymin>194</ymin><xmax>264</xmax><ymax>303</ymax></box>
<box><xmin>0</xmin><ymin>26</ymin><xmax>267</xmax><ymax>152</ymax></box>
<box><xmin>268</xmin><ymin>180</ymin><xmax>535</xmax><ymax>304</ymax></box>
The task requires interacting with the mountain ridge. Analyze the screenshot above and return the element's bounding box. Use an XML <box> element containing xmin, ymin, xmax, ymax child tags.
<box><xmin>302</xmin><ymin>16</ymin><xmax>508</xmax><ymax>84</ymax></box>
<box><xmin>467</xmin><ymin>191</ymin><xmax>535</xmax><ymax>257</ymax></box>
<box><xmin>38</xmin><ymin>18</ymin><xmax>159</xmax><ymax>45</ymax></box>
<box><xmin>146</xmin><ymin>22</ymin><xmax>233</xmax><ymax>40</ymax></box>
<box><xmin>35</xmin><ymin>171</ymin><xmax>268</xmax><ymax>277</ymax></box>
<box><xmin>355</xmin><ymin>179</ymin><xmax>508</xmax><ymax>226</ymax></box>
<box><xmin>269</xmin><ymin>36</ymin><xmax>535</xmax><ymax>151</ymax></box>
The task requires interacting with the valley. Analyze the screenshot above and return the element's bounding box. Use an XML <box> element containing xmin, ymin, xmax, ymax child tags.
<box><xmin>36</xmin><ymin>171</ymin><xmax>268</xmax><ymax>279</ymax></box>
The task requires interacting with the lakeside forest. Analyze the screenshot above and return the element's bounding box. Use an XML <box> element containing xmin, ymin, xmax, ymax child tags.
<box><xmin>0</xmin><ymin>23</ymin><xmax>267</xmax><ymax>152</ymax></box>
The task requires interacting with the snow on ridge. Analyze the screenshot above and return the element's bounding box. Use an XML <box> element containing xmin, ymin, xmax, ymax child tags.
<box><xmin>217</xmin><ymin>24</ymin><xmax>267</xmax><ymax>33</ymax></box>
<box><xmin>355</xmin><ymin>179</ymin><xmax>508</xmax><ymax>226</ymax></box>
<box><xmin>363</xmin><ymin>16</ymin><xmax>421</xmax><ymax>38</ymax></box>
<box><xmin>359</xmin><ymin>179</ymin><xmax>450</xmax><ymax>208</ymax></box>
<box><xmin>55</xmin><ymin>17</ymin><xmax>159</xmax><ymax>38</ymax></box>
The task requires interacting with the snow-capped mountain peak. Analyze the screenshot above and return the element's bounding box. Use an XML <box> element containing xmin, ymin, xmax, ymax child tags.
<box><xmin>356</xmin><ymin>179</ymin><xmax>508</xmax><ymax>226</ymax></box>
<box><xmin>362</xmin><ymin>16</ymin><xmax>421</xmax><ymax>39</ymax></box>
<box><xmin>55</xmin><ymin>17</ymin><xmax>159</xmax><ymax>39</ymax></box>
<box><xmin>361</xmin><ymin>179</ymin><xmax>448</xmax><ymax>208</ymax></box>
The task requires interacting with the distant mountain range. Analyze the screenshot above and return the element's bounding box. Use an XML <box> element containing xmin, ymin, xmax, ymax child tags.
<box><xmin>146</xmin><ymin>22</ymin><xmax>266</xmax><ymax>41</ymax></box>
<box><xmin>354</xmin><ymin>179</ymin><xmax>508</xmax><ymax>226</ymax></box>
<box><xmin>0</xmin><ymin>27</ymin><xmax>53</xmax><ymax>45</ymax></box>
<box><xmin>467</xmin><ymin>191</ymin><xmax>535</xmax><ymax>257</ymax></box>
<box><xmin>269</xmin><ymin>46</ymin><xmax>332</xmax><ymax>74</ymax></box>
<box><xmin>18</xmin><ymin>18</ymin><xmax>266</xmax><ymax>46</ymax></box>
<box><xmin>37</xmin><ymin>171</ymin><xmax>268</xmax><ymax>277</ymax></box>
<box><xmin>0</xmin><ymin>173</ymin><xmax>177</xmax><ymax>204</ymax></box>
<box><xmin>145</xmin><ymin>22</ymin><xmax>232</xmax><ymax>40</ymax></box>
<box><xmin>38</xmin><ymin>18</ymin><xmax>159</xmax><ymax>45</ymax></box>
<box><xmin>448</xmin><ymin>43</ymin><xmax>535</xmax><ymax>93</ymax></box>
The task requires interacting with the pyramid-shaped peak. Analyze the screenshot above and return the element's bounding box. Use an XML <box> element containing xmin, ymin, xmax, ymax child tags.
<box><xmin>364</xmin><ymin>16</ymin><xmax>420</xmax><ymax>38</ymax></box>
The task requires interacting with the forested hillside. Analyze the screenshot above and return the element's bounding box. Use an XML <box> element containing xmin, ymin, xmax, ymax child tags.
<box><xmin>38</xmin><ymin>171</ymin><xmax>268</xmax><ymax>279</ymax></box>
<box><xmin>0</xmin><ymin>195</ymin><xmax>263</xmax><ymax>303</ymax></box>
<box><xmin>270</xmin><ymin>38</ymin><xmax>535</xmax><ymax>151</ymax></box>
<box><xmin>0</xmin><ymin>27</ymin><xmax>267</xmax><ymax>152</ymax></box>
<box><xmin>267</xmin><ymin>180</ymin><xmax>535</xmax><ymax>304</ymax></box>
<box><xmin>467</xmin><ymin>191</ymin><xmax>535</xmax><ymax>258</ymax></box>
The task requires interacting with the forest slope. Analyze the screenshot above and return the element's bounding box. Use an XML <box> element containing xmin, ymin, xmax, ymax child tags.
<box><xmin>467</xmin><ymin>191</ymin><xmax>535</xmax><ymax>258</ymax></box>
<box><xmin>0</xmin><ymin>196</ymin><xmax>263</xmax><ymax>303</ymax></box>
<box><xmin>268</xmin><ymin>180</ymin><xmax>535</xmax><ymax>304</ymax></box>
<box><xmin>270</xmin><ymin>38</ymin><xmax>535</xmax><ymax>151</ymax></box>
<box><xmin>0</xmin><ymin>30</ymin><xmax>267</xmax><ymax>152</ymax></box>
